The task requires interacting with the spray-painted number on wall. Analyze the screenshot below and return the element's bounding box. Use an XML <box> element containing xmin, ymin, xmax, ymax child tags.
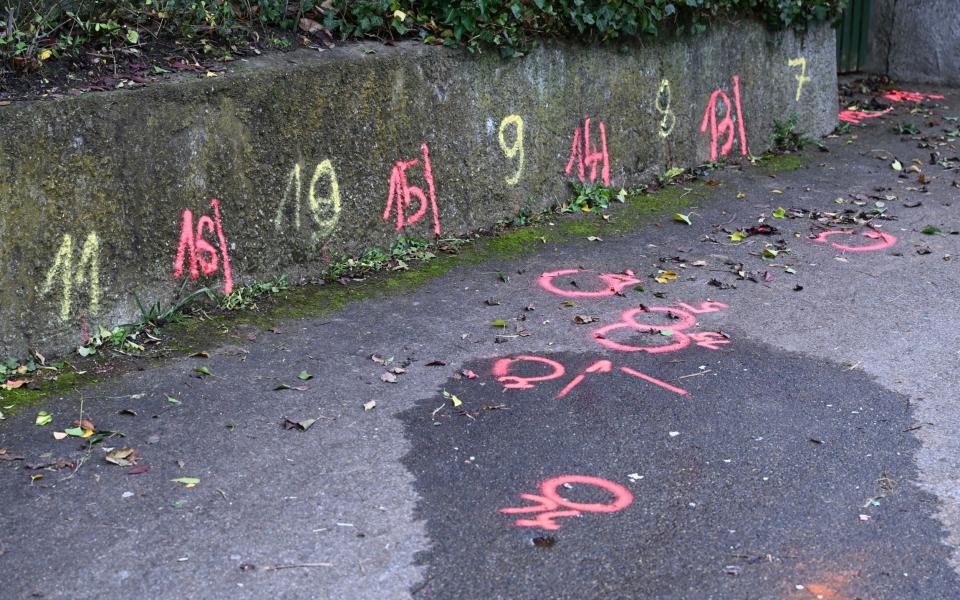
<box><xmin>498</xmin><ymin>115</ymin><xmax>525</xmax><ymax>186</ymax></box>
<box><xmin>700</xmin><ymin>75</ymin><xmax>749</xmax><ymax>162</ymax></box>
<box><xmin>656</xmin><ymin>79</ymin><xmax>676</xmax><ymax>138</ymax></box>
<box><xmin>275</xmin><ymin>159</ymin><xmax>341</xmax><ymax>242</ymax></box>
<box><xmin>565</xmin><ymin>118</ymin><xmax>610</xmax><ymax>186</ymax></box>
<box><xmin>173</xmin><ymin>198</ymin><xmax>234</xmax><ymax>294</ymax></box>
<box><xmin>384</xmin><ymin>143</ymin><xmax>441</xmax><ymax>235</ymax></box>
<box><xmin>788</xmin><ymin>57</ymin><xmax>809</xmax><ymax>101</ymax></box>
<box><xmin>41</xmin><ymin>233</ymin><xmax>101</xmax><ymax>321</ymax></box>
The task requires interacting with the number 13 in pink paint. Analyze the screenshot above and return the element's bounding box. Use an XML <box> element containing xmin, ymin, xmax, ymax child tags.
<box><xmin>700</xmin><ymin>75</ymin><xmax>748</xmax><ymax>162</ymax></box>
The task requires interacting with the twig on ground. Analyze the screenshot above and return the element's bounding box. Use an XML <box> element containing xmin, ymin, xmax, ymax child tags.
<box><xmin>264</xmin><ymin>562</ymin><xmax>333</xmax><ymax>571</ymax></box>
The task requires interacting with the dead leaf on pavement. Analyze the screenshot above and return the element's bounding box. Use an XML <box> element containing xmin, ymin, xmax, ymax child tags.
<box><xmin>0</xmin><ymin>448</ymin><xmax>24</xmax><ymax>461</ymax></box>
<box><xmin>380</xmin><ymin>372</ymin><xmax>398</xmax><ymax>383</ymax></box>
<box><xmin>573</xmin><ymin>315</ymin><xmax>598</xmax><ymax>324</ymax></box>
<box><xmin>105</xmin><ymin>447</ymin><xmax>140</xmax><ymax>467</ymax></box>
<box><xmin>363</xmin><ymin>400</ymin><xmax>377</xmax><ymax>411</ymax></box>
<box><xmin>2</xmin><ymin>379</ymin><xmax>27</xmax><ymax>390</ymax></box>
<box><xmin>654</xmin><ymin>271</ymin><xmax>678</xmax><ymax>284</ymax></box>
<box><xmin>282</xmin><ymin>417</ymin><xmax>317</xmax><ymax>431</ymax></box>
<box><xmin>171</xmin><ymin>477</ymin><xmax>200</xmax><ymax>488</ymax></box>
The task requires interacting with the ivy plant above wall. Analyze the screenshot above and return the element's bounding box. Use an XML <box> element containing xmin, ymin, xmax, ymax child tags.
<box><xmin>1</xmin><ymin>0</ymin><xmax>845</xmax><ymax>70</ymax></box>
<box><xmin>324</xmin><ymin>0</ymin><xmax>848</xmax><ymax>57</ymax></box>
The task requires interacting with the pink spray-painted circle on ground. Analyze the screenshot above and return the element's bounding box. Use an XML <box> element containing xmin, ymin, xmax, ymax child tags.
<box><xmin>813</xmin><ymin>230</ymin><xmax>897</xmax><ymax>252</ymax></box>
<box><xmin>537</xmin><ymin>269</ymin><xmax>641</xmax><ymax>299</ymax></box>
<box><xmin>492</xmin><ymin>355</ymin><xmax>566</xmax><ymax>389</ymax></box>
<box><xmin>540</xmin><ymin>475</ymin><xmax>633</xmax><ymax>513</ymax></box>
<box><xmin>592</xmin><ymin>307</ymin><xmax>695</xmax><ymax>354</ymax></box>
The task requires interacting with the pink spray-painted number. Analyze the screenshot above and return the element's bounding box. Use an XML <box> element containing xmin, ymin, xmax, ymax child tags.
<box><xmin>592</xmin><ymin>301</ymin><xmax>730</xmax><ymax>355</ymax></box>
<box><xmin>500</xmin><ymin>475</ymin><xmax>633</xmax><ymax>531</ymax></box>
<box><xmin>812</xmin><ymin>229</ymin><xmax>897</xmax><ymax>252</ymax></box>
<box><xmin>537</xmin><ymin>269</ymin><xmax>641</xmax><ymax>299</ymax></box>
<box><xmin>384</xmin><ymin>143</ymin><xmax>441</xmax><ymax>235</ymax></box>
<box><xmin>700</xmin><ymin>75</ymin><xmax>748</xmax><ymax>162</ymax></box>
<box><xmin>493</xmin><ymin>355</ymin><xmax>688</xmax><ymax>398</ymax></box>
<box><xmin>838</xmin><ymin>108</ymin><xmax>892</xmax><ymax>124</ymax></box>
<box><xmin>883</xmin><ymin>90</ymin><xmax>945</xmax><ymax>103</ymax></box>
<box><xmin>173</xmin><ymin>198</ymin><xmax>233</xmax><ymax>294</ymax></box>
<box><xmin>565</xmin><ymin>118</ymin><xmax>610</xmax><ymax>186</ymax></box>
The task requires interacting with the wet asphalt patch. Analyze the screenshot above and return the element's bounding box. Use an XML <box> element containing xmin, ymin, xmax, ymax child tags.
<box><xmin>400</xmin><ymin>343</ymin><xmax>958</xmax><ymax>599</ymax></box>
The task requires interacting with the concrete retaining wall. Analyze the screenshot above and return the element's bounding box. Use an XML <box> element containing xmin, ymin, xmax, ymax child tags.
<box><xmin>0</xmin><ymin>21</ymin><xmax>838</xmax><ymax>358</ymax></box>
<box><xmin>867</xmin><ymin>0</ymin><xmax>960</xmax><ymax>85</ymax></box>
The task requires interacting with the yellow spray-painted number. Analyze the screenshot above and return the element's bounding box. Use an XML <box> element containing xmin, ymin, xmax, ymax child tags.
<box><xmin>498</xmin><ymin>115</ymin><xmax>525</xmax><ymax>186</ymax></box>
<box><xmin>655</xmin><ymin>79</ymin><xmax>676</xmax><ymax>139</ymax></box>
<box><xmin>276</xmin><ymin>159</ymin><xmax>342</xmax><ymax>242</ymax></box>
<box><xmin>41</xmin><ymin>232</ymin><xmax>101</xmax><ymax>321</ymax></box>
<box><xmin>788</xmin><ymin>57</ymin><xmax>810</xmax><ymax>101</ymax></box>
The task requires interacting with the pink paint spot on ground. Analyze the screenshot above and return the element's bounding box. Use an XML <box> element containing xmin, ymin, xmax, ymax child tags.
<box><xmin>592</xmin><ymin>302</ymin><xmax>730</xmax><ymax>355</ymax></box>
<box><xmin>882</xmin><ymin>90</ymin><xmax>945</xmax><ymax>103</ymax></box>
<box><xmin>537</xmin><ymin>269</ymin><xmax>641</xmax><ymax>298</ymax></box>
<box><xmin>492</xmin><ymin>355</ymin><xmax>566</xmax><ymax>390</ymax></box>
<box><xmin>838</xmin><ymin>108</ymin><xmax>892</xmax><ymax>124</ymax></box>
<box><xmin>813</xmin><ymin>229</ymin><xmax>896</xmax><ymax>252</ymax></box>
<box><xmin>500</xmin><ymin>475</ymin><xmax>633</xmax><ymax>530</ymax></box>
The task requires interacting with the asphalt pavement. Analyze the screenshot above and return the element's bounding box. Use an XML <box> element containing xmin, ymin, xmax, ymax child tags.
<box><xmin>2</xmin><ymin>80</ymin><xmax>960</xmax><ymax>600</ymax></box>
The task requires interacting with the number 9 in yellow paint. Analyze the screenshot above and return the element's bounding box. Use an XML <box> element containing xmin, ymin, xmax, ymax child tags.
<box><xmin>498</xmin><ymin>115</ymin><xmax>524</xmax><ymax>186</ymax></box>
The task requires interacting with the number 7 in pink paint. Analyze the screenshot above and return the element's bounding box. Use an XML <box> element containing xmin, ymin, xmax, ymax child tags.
<box><xmin>700</xmin><ymin>75</ymin><xmax>748</xmax><ymax>162</ymax></box>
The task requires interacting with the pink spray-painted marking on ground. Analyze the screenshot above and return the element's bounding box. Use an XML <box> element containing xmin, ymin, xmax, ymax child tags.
<box><xmin>537</xmin><ymin>269</ymin><xmax>641</xmax><ymax>299</ymax></box>
<box><xmin>565</xmin><ymin>118</ymin><xmax>611</xmax><ymax>186</ymax></box>
<box><xmin>700</xmin><ymin>75</ymin><xmax>748</xmax><ymax>162</ymax></box>
<box><xmin>882</xmin><ymin>90</ymin><xmax>945</xmax><ymax>103</ymax></box>
<box><xmin>838</xmin><ymin>108</ymin><xmax>892</xmax><ymax>124</ymax></box>
<box><xmin>492</xmin><ymin>355</ymin><xmax>566</xmax><ymax>390</ymax></box>
<box><xmin>592</xmin><ymin>301</ymin><xmax>730</xmax><ymax>355</ymax></box>
<box><xmin>493</xmin><ymin>355</ymin><xmax>689</xmax><ymax>398</ymax></box>
<box><xmin>173</xmin><ymin>197</ymin><xmax>233</xmax><ymax>294</ymax></box>
<box><xmin>500</xmin><ymin>475</ymin><xmax>633</xmax><ymax>531</ymax></box>
<box><xmin>556</xmin><ymin>359</ymin><xmax>612</xmax><ymax>398</ymax></box>
<box><xmin>813</xmin><ymin>229</ymin><xmax>897</xmax><ymax>252</ymax></box>
<box><xmin>384</xmin><ymin>143</ymin><xmax>441</xmax><ymax>235</ymax></box>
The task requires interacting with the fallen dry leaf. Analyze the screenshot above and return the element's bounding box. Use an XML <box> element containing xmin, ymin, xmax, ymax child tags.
<box><xmin>380</xmin><ymin>372</ymin><xmax>398</xmax><ymax>383</ymax></box>
<box><xmin>363</xmin><ymin>400</ymin><xmax>377</xmax><ymax>411</ymax></box>
<box><xmin>105</xmin><ymin>447</ymin><xmax>139</xmax><ymax>467</ymax></box>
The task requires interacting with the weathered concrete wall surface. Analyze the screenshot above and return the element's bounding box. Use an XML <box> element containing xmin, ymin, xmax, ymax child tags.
<box><xmin>0</xmin><ymin>21</ymin><xmax>837</xmax><ymax>358</ymax></box>
<box><xmin>867</xmin><ymin>0</ymin><xmax>960</xmax><ymax>85</ymax></box>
